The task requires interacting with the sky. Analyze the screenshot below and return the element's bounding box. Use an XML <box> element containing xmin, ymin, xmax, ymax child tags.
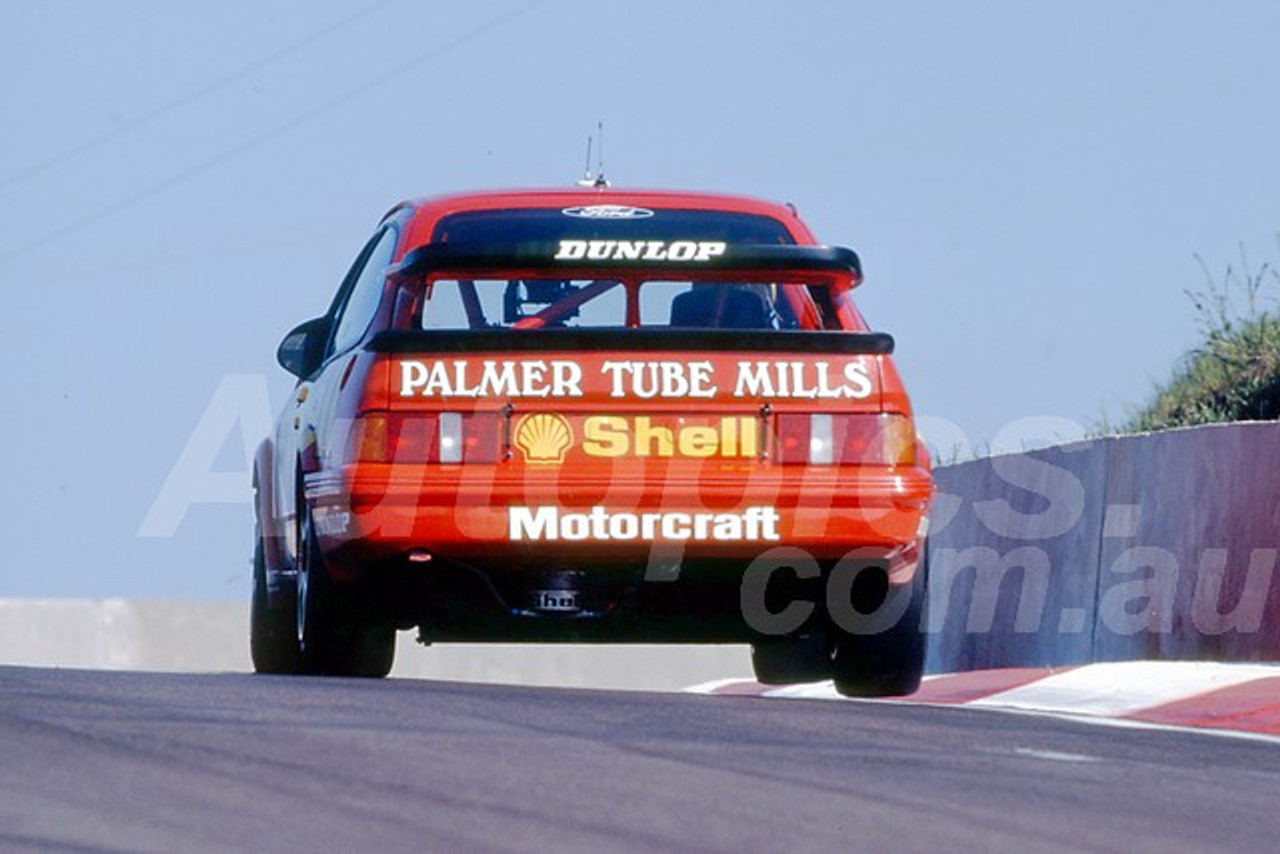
<box><xmin>1</xmin><ymin>1</ymin><xmax>1278</xmax><ymax>601</ymax></box>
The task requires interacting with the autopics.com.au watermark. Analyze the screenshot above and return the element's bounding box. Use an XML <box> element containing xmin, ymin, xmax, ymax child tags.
<box><xmin>139</xmin><ymin>374</ymin><xmax>1279</xmax><ymax>640</ymax></box>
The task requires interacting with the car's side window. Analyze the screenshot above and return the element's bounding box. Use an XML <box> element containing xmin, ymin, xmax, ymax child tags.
<box><xmin>330</xmin><ymin>227</ymin><xmax>398</xmax><ymax>356</ymax></box>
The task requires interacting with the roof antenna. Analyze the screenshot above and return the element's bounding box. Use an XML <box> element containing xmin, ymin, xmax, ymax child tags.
<box><xmin>576</xmin><ymin>122</ymin><xmax>610</xmax><ymax>188</ymax></box>
<box><xmin>594</xmin><ymin>121</ymin><xmax>608</xmax><ymax>187</ymax></box>
<box><xmin>577</xmin><ymin>135</ymin><xmax>594</xmax><ymax>186</ymax></box>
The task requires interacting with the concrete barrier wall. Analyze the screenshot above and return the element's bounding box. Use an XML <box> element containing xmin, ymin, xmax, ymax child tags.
<box><xmin>0</xmin><ymin>600</ymin><xmax>251</xmax><ymax>672</ymax></box>
<box><xmin>927</xmin><ymin>421</ymin><xmax>1280</xmax><ymax>672</ymax></box>
<box><xmin>1094</xmin><ymin>423</ymin><xmax>1280</xmax><ymax>663</ymax></box>
<box><xmin>926</xmin><ymin>439</ymin><xmax>1108</xmax><ymax>671</ymax></box>
<box><xmin>0</xmin><ymin>599</ymin><xmax>751</xmax><ymax>691</ymax></box>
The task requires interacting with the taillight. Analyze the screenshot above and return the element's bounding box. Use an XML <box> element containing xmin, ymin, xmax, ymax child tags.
<box><xmin>454</xmin><ymin>411</ymin><xmax>499</xmax><ymax>462</ymax></box>
<box><xmin>775</xmin><ymin>413</ymin><xmax>916</xmax><ymax>466</ymax></box>
<box><xmin>349</xmin><ymin>412</ymin><xmax>498</xmax><ymax>464</ymax></box>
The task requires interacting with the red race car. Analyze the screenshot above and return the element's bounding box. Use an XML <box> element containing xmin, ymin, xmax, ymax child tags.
<box><xmin>252</xmin><ymin>187</ymin><xmax>934</xmax><ymax>696</ymax></box>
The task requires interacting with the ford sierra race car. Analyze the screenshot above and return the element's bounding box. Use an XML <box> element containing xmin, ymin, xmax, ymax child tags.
<box><xmin>251</xmin><ymin>187</ymin><xmax>934</xmax><ymax>696</ymax></box>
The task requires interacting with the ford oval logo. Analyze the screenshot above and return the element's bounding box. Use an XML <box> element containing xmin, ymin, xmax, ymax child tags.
<box><xmin>561</xmin><ymin>205</ymin><xmax>655</xmax><ymax>220</ymax></box>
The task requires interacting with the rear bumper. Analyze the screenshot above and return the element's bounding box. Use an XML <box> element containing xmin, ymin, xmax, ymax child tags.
<box><xmin>306</xmin><ymin>463</ymin><xmax>933</xmax><ymax>581</ymax></box>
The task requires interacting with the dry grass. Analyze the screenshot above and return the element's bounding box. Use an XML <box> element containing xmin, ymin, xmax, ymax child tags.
<box><xmin>1125</xmin><ymin>238</ymin><xmax>1280</xmax><ymax>432</ymax></box>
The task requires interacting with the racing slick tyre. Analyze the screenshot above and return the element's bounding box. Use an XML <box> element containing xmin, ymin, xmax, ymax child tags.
<box><xmin>250</xmin><ymin>535</ymin><xmax>303</xmax><ymax>674</ymax></box>
<box><xmin>750</xmin><ymin>631</ymin><xmax>833</xmax><ymax>685</ymax></box>
<box><xmin>296</xmin><ymin>508</ymin><xmax>395</xmax><ymax>678</ymax></box>
<box><xmin>830</xmin><ymin>551</ymin><xmax>929</xmax><ymax>698</ymax></box>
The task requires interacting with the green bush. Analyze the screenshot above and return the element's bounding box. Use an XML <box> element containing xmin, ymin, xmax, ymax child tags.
<box><xmin>1126</xmin><ymin>239</ymin><xmax>1280</xmax><ymax>432</ymax></box>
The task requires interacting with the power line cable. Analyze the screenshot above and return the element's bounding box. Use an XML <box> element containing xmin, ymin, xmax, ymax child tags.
<box><xmin>0</xmin><ymin>0</ymin><xmax>545</xmax><ymax>267</ymax></box>
<box><xmin>0</xmin><ymin>0</ymin><xmax>392</xmax><ymax>195</ymax></box>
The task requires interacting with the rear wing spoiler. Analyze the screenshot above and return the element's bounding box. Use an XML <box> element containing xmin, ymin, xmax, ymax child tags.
<box><xmin>368</xmin><ymin>328</ymin><xmax>894</xmax><ymax>355</ymax></box>
<box><xmin>388</xmin><ymin>242</ymin><xmax>863</xmax><ymax>285</ymax></box>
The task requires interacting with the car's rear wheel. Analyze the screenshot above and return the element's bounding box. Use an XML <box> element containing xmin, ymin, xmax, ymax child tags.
<box><xmin>750</xmin><ymin>631</ymin><xmax>832</xmax><ymax>685</ymax></box>
<box><xmin>830</xmin><ymin>552</ymin><xmax>928</xmax><ymax>698</ymax></box>
<box><xmin>296</xmin><ymin>507</ymin><xmax>395</xmax><ymax>678</ymax></box>
<box><xmin>250</xmin><ymin>533</ymin><xmax>303</xmax><ymax>674</ymax></box>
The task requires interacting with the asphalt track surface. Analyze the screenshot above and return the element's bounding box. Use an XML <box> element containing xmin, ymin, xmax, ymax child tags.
<box><xmin>2</xmin><ymin>666</ymin><xmax>1277</xmax><ymax>853</ymax></box>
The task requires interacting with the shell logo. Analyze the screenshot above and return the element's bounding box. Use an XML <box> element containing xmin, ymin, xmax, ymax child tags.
<box><xmin>514</xmin><ymin>413</ymin><xmax>574</xmax><ymax>465</ymax></box>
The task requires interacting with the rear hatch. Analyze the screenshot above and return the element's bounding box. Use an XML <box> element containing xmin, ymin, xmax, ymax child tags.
<box><xmin>330</xmin><ymin>239</ymin><xmax>928</xmax><ymax>560</ymax></box>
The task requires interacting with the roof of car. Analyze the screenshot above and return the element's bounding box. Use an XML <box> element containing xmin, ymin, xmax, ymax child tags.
<box><xmin>391</xmin><ymin>187</ymin><xmax>817</xmax><ymax>249</ymax></box>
